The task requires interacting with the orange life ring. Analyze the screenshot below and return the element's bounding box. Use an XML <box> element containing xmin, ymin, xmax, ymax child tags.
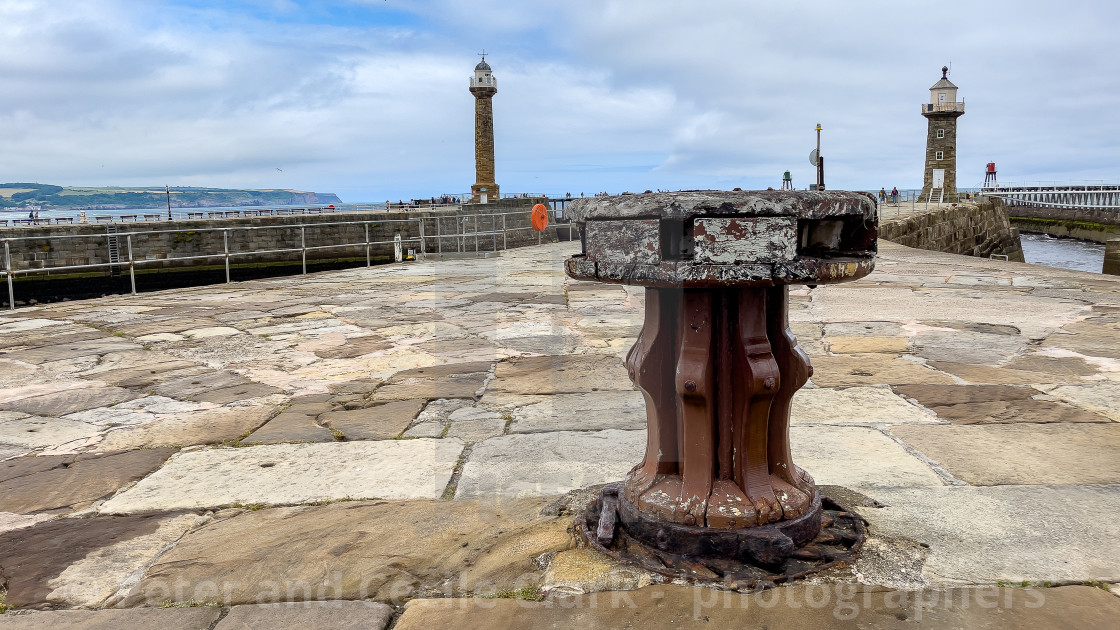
<box><xmin>531</xmin><ymin>204</ymin><xmax>549</xmax><ymax>231</ymax></box>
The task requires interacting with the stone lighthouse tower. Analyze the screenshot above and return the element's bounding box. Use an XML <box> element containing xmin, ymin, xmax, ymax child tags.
<box><xmin>469</xmin><ymin>55</ymin><xmax>499</xmax><ymax>203</ymax></box>
<box><xmin>920</xmin><ymin>66</ymin><xmax>964</xmax><ymax>203</ymax></box>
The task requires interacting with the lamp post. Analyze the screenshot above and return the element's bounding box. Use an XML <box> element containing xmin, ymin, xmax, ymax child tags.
<box><xmin>815</xmin><ymin>123</ymin><xmax>825</xmax><ymax>191</ymax></box>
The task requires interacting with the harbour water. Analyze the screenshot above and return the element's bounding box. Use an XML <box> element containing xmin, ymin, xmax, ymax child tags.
<box><xmin>1019</xmin><ymin>232</ymin><xmax>1105</xmax><ymax>274</ymax></box>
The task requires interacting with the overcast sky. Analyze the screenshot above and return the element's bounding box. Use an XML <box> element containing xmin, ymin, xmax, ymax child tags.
<box><xmin>1</xmin><ymin>0</ymin><xmax>1117</xmax><ymax>202</ymax></box>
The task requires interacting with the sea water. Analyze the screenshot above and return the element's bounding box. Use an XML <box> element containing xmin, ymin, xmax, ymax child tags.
<box><xmin>1019</xmin><ymin>232</ymin><xmax>1105</xmax><ymax>274</ymax></box>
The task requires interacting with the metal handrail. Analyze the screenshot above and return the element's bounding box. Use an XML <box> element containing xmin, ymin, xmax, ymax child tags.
<box><xmin>920</xmin><ymin>102</ymin><xmax>965</xmax><ymax>113</ymax></box>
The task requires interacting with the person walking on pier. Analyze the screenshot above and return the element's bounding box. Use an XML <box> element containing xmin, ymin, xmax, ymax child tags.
<box><xmin>891</xmin><ymin>187</ymin><xmax>898</xmax><ymax>204</ymax></box>
<box><xmin>879</xmin><ymin>188</ymin><xmax>886</xmax><ymax>203</ymax></box>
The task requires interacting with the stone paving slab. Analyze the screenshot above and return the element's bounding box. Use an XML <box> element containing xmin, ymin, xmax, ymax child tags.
<box><xmin>0</xmin><ymin>330</ymin><xmax>108</xmax><ymax>351</ymax></box>
<box><xmin>791</xmin><ymin>387</ymin><xmax>936</xmax><ymax>425</ymax></box>
<box><xmin>215</xmin><ymin>601</ymin><xmax>394</xmax><ymax>630</ymax></box>
<box><xmin>0</xmin><ymin>387</ymin><xmax>138</xmax><ymax>417</ymax></box>
<box><xmin>313</xmin><ymin>335</ymin><xmax>393</xmax><ymax>359</ymax></box>
<box><xmin>893</xmin><ymin>384</ymin><xmax>1037</xmax><ymax>406</ymax></box>
<box><xmin>790</xmin><ymin>426</ymin><xmax>944</xmax><ymax>489</ymax></box>
<box><xmin>826</xmin><ymin>336</ymin><xmax>910</xmax><ymax>354</ymax></box>
<box><xmin>0</xmin><ymin>448</ymin><xmax>177</xmax><ymax>513</ymax></box>
<box><xmin>0</xmin><ymin>607</ymin><xmax>222</xmax><ymax>629</ymax></box>
<box><xmin>0</xmin><ymin>454</ymin><xmax>71</xmax><ymax>483</ymax></box>
<box><xmin>928</xmin><ymin>399</ymin><xmax>1111</xmax><ymax>424</ymax></box>
<box><xmin>0</xmin><ymin>512</ymin><xmax>197</xmax><ymax>608</ymax></box>
<box><xmin>79</xmin><ymin>361</ymin><xmax>208</xmax><ymax>389</ymax></box>
<box><xmin>393</xmin><ymin>584</ymin><xmax>1120</xmax><ymax>630</ymax></box>
<box><xmin>242</xmin><ymin>410</ymin><xmax>334</xmax><ymax>444</ymax></box>
<box><xmin>804</xmin><ymin>282</ymin><xmax>1087</xmax><ymax>340</ymax></box>
<box><xmin>888</xmin><ymin>423</ymin><xmax>1120</xmax><ymax>485</ymax></box>
<box><xmin>444</xmin><ymin>407</ymin><xmax>507</xmax><ymax>441</ymax></box>
<box><xmin>1002</xmin><ymin>353</ymin><xmax>1099</xmax><ymax>378</ymax></box>
<box><xmin>507</xmin><ymin>391</ymin><xmax>646</xmax><ymax>433</ymax></box>
<box><xmin>1</xmin><ymin>339</ymin><xmax>140</xmax><ymax>365</ymax></box>
<box><xmin>489</xmin><ymin>354</ymin><xmax>633</xmax><ymax>395</ymax></box>
<box><xmin>456</xmin><ymin>430</ymin><xmax>645</xmax><ymax>499</ymax></box>
<box><xmin>94</xmin><ymin>405</ymin><xmax>277</xmax><ymax>450</ymax></box>
<box><xmin>0</xmin><ymin>417</ymin><xmax>101</xmax><ymax>450</ymax></box>
<box><xmin>370</xmin><ymin>373</ymin><xmax>488</xmax><ymax>402</ymax></box>
<box><xmin>319</xmin><ymin>399</ymin><xmax>425</xmax><ymax>440</ymax></box>
<box><xmin>910</xmin><ymin>330</ymin><xmax>1029</xmax><ymax>365</ymax></box>
<box><xmin>150</xmin><ymin>371</ymin><xmax>252</xmax><ymax>399</ymax></box>
<box><xmin>387</xmin><ymin>361</ymin><xmax>494</xmax><ymax>382</ymax></box>
<box><xmin>189</xmin><ymin>382</ymin><xmax>285</xmax><ymax>404</ymax></box>
<box><xmin>925</xmin><ymin>361</ymin><xmax>1058</xmax><ymax>385</ymax></box>
<box><xmin>808</xmin><ymin>356</ymin><xmax>955</xmax><ymax>387</ymax></box>
<box><xmin>1043</xmin><ymin>382</ymin><xmax>1120</xmax><ymax>421</ymax></box>
<box><xmin>98</xmin><ymin>440</ymin><xmax>464</xmax><ymax>513</ymax></box>
<box><xmin>862</xmin><ymin>485</ymin><xmax>1120</xmax><ymax>584</ymax></box>
<box><xmin>121</xmin><ymin>498</ymin><xmax>571</xmax><ymax>607</ymax></box>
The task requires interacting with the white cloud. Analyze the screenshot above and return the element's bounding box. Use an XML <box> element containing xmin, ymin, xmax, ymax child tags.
<box><xmin>1</xmin><ymin>0</ymin><xmax>1117</xmax><ymax>200</ymax></box>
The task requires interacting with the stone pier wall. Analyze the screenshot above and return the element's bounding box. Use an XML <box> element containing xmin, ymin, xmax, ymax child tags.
<box><xmin>879</xmin><ymin>200</ymin><xmax>1025</xmax><ymax>261</ymax></box>
<box><xmin>0</xmin><ymin>202</ymin><xmax>555</xmax><ymax>274</ymax></box>
<box><xmin>1001</xmin><ymin>202</ymin><xmax>1120</xmax><ymax>227</ymax></box>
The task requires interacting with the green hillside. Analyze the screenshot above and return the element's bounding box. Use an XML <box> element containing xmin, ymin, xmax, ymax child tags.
<box><xmin>0</xmin><ymin>183</ymin><xmax>343</xmax><ymax>210</ymax></box>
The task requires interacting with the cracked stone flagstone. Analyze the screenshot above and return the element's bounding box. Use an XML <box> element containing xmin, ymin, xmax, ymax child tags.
<box><xmin>319</xmin><ymin>399</ymin><xmax>426</xmax><ymax>440</ymax></box>
<box><xmin>98</xmin><ymin>440</ymin><xmax>464</xmax><ymax>513</ymax></box>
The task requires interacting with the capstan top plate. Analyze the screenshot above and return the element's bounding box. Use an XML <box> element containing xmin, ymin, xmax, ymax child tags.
<box><xmin>564</xmin><ymin>190</ymin><xmax>878</xmax><ymax>288</ymax></box>
<box><xmin>566</xmin><ymin>189</ymin><xmax>876</xmax><ymax>222</ymax></box>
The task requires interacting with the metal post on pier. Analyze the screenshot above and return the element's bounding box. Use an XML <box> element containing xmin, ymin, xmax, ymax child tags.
<box><xmin>502</xmin><ymin>214</ymin><xmax>507</xmax><ymax>250</ymax></box>
<box><xmin>437</xmin><ymin>217</ymin><xmax>442</xmax><ymax>254</ymax></box>
<box><xmin>223</xmin><ymin>229</ymin><xmax>231</xmax><ymax>283</ymax></box>
<box><xmin>4</xmin><ymin>241</ymin><xmax>14</xmax><ymax>311</ymax></box>
<box><xmin>419</xmin><ymin>218</ymin><xmax>426</xmax><ymax>254</ymax></box>
<box><xmin>364</xmin><ymin>223</ymin><xmax>371</xmax><ymax>267</ymax></box>
<box><xmin>300</xmin><ymin>226</ymin><xmax>307</xmax><ymax>274</ymax></box>
<box><xmin>126</xmin><ymin>235</ymin><xmax>136</xmax><ymax>295</ymax></box>
<box><xmin>474</xmin><ymin>215</ymin><xmax>479</xmax><ymax>253</ymax></box>
<box><xmin>492</xmin><ymin>215</ymin><xmax>497</xmax><ymax>252</ymax></box>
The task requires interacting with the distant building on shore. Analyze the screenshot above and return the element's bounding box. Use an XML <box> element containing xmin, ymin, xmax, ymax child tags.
<box><xmin>920</xmin><ymin>66</ymin><xmax>965</xmax><ymax>202</ymax></box>
<box><xmin>469</xmin><ymin>55</ymin><xmax>499</xmax><ymax>203</ymax></box>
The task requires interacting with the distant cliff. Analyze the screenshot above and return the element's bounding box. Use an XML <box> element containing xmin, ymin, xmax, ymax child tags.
<box><xmin>0</xmin><ymin>183</ymin><xmax>343</xmax><ymax>210</ymax></box>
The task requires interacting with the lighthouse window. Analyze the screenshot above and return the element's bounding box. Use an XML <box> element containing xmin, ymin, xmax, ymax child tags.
<box><xmin>936</xmin><ymin>129</ymin><xmax>945</xmax><ymax>139</ymax></box>
<box><xmin>935</xmin><ymin>151</ymin><xmax>944</xmax><ymax>160</ymax></box>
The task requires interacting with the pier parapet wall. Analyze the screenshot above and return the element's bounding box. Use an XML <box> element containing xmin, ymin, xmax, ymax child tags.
<box><xmin>0</xmin><ymin>201</ymin><xmax>556</xmax><ymax>275</ymax></box>
<box><xmin>879</xmin><ymin>200</ymin><xmax>1024</xmax><ymax>261</ymax></box>
<box><xmin>996</xmin><ymin>198</ymin><xmax>1120</xmax><ymax>244</ymax></box>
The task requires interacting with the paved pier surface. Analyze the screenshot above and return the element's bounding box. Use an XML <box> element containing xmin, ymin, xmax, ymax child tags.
<box><xmin>1</xmin><ymin>241</ymin><xmax>1119</xmax><ymax>628</ymax></box>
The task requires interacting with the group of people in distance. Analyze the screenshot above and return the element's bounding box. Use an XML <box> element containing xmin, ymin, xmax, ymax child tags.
<box><xmin>879</xmin><ymin>187</ymin><xmax>900</xmax><ymax>204</ymax></box>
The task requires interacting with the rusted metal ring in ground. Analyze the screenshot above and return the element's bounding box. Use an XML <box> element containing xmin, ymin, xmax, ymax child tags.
<box><xmin>575</xmin><ymin>483</ymin><xmax>866</xmax><ymax>588</ymax></box>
